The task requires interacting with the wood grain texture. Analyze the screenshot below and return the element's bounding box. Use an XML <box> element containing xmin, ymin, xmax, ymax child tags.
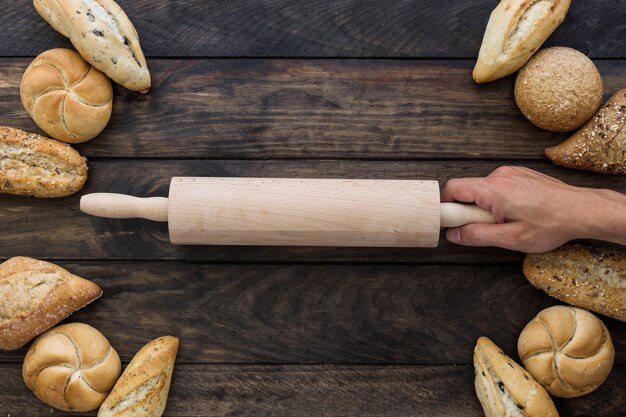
<box><xmin>0</xmin><ymin>160</ymin><xmax>623</xmax><ymax>262</ymax></box>
<box><xmin>2</xmin><ymin>59</ymin><xmax>626</xmax><ymax>159</ymax></box>
<box><xmin>1</xmin><ymin>0</ymin><xmax>625</xmax><ymax>58</ymax></box>
<box><xmin>1</xmin><ymin>363</ymin><xmax>625</xmax><ymax>416</ymax></box>
<box><xmin>0</xmin><ymin>262</ymin><xmax>624</xmax><ymax>365</ymax></box>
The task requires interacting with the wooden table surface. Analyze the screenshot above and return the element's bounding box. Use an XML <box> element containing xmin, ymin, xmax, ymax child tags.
<box><xmin>1</xmin><ymin>1</ymin><xmax>625</xmax><ymax>416</ymax></box>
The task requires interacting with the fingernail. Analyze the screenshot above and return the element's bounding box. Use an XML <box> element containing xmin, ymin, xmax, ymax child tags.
<box><xmin>447</xmin><ymin>228</ymin><xmax>461</xmax><ymax>243</ymax></box>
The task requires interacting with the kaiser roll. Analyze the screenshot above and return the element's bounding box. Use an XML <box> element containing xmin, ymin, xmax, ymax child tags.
<box><xmin>22</xmin><ymin>322</ymin><xmax>122</xmax><ymax>411</ymax></box>
<box><xmin>518</xmin><ymin>306</ymin><xmax>614</xmax><ymax>398</ymax></box>
<box><xmin>20</xmin><ymin>48</ymin><xmax>113</xmax><ymax>143</ymax></box>
<box><xmin>515</xmin><ymin>47</ymin><xmax>603</xmax><ymax>132</ymax></box>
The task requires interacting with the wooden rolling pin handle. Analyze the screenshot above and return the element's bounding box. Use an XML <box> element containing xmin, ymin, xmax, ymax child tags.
<box><xmin>80</xmin><ymin>193</ymin><xmax>169</xmax><ymax>222</ymax></box>
<box><xmin>440</xmin><ymin>202</ymin><xmax>496</xmax><ymax>228</ymax></box>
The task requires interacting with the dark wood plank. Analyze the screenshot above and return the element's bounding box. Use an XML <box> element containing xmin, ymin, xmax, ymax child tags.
<box><xmin>2</xmin><ymin>1</ymin><xmax>625</xmax><ymax>58</ymax></box>
<box><xmin>1</xmin><ymin>262</ymin><xmax>624</xmax><ymax>365</ymax></box>
<box><xmin>2</xmin><ymin>59</ymin><xmax>626</xmax><ymax>159</ymax></box>
<box><xmin>1</xmin><ymin>363</ymin><xmax>625</xmax><ymax>416</ymax></box>
<box><xmin>1</xmin><ymin>160</ymin><xmax>623</xmax><ymax>263</ymax></box>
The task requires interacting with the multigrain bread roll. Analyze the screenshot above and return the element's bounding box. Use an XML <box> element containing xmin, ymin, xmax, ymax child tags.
<box><xmin>34</xmin><ymin>0</ymin><xmax>150</xmax><ymax>93</ymax></box>
<box><xmin>545</xmin><ymin>89</ymin><xmax>626</xmax><ymax>174</ymax></box>
<box><xmin>98</xmin><ymin>336</ymin><xmax>179</xmax><ymax>417</ymax></box>
<box><xmin>473</xmin><ymin>0</ymin><xmax>571</xmax><ymax>83</ymax></box>
<box><xmin>0</xmin><ymin>126</ymin><xmax>88</xmax><ymax>197</ymax></box>
<box><xmin>23</xmin><ymin>323</ymin><xmax>121</xmax><ymax>411</ymax></box>
<box><xmin>473</xmin><ymin>337</ymin><xmax>558</xmax><ymax>417</ymax></box>
<box><xmin>0</xmin><ymin>257</ymin><xmax>101</xmax><ymax>350</ymax></box>
<box><xmin>21</xmin><ymin>48</ymin><xmax>113</xmax><ymax>143</ymax></box>
<box><xmin>518</xmin><ymin>306</ymin><xmax>614</xmax><ymax>398</ymax></box>
<box><xmin>515</xmin><ymin>47</ymin><xmax>603</xmax><ymax>132</ymax></box>
<box><xmin>524</xmin><ymin>244</ymin><xmax>626</xmax><ymax>322</ymax></box>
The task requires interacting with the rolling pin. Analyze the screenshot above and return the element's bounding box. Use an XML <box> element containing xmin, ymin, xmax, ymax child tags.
<box><xmin>80</xmin><ymin>177</ymin><xmax>496</xmax><ymax>247</ymax></box>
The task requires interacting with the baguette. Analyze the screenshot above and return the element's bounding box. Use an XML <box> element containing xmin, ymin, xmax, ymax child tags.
<box><xmin>524</xmin><ymin>244</ymin><xmax>626</xmax><ymax>322</ymax></box>
<box><xmin>474</xmin><ymin>337</ymin><xmax>558</xmax><ymax>417</ymax></box>
<box><xmin>0</xmin><ymin>126</ymin><xmax>88</xmax><ymax>198</ymax></box>
<box><xmin>34</xmin><ymin>0</ymin><xmax>150</xmax><ymax>93</ymax></box>
<box><xmin>545</xmin><ymin>89</ymin><xmax>626</xmax><ymax>174</ymax></box>
<box><xmin>473</xmin><ymin>0</ymin><xmax>571</xmax><ymax>83</ymax></box>
<box><xmin>98</xmin><ymin>336</ymin><xmax>179</xmax><ymax>417</ymax></box>
<box><xmin>0</xmin><ymin>257</ymin><xmax>101</xmax><ymax>350</ymax></box>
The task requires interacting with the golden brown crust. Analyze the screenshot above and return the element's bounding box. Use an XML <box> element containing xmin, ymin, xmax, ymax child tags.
<box><xmin>0</xmin><ymin>257</ymin><xmax>101</xmax><ymax>350</ymax></box>
<box><xmin>518</xmin><ymin>306</ymin><xmax>614</xmax><ymax>398</ymax></box>
<box><xmin>0</xmin><ymin>126</ymin><xmax>88</xmax><ymax>198</ymax></box>
<box><xmin>523</xmin><ymin>244</ymin><xmax>626</xmax><ymax>321</ymax></box>
<box><xmin>474</xmin><ymin>337</ymin><xmax>558</xmax><ymax>417</ymax></box>
<box><xmin>545</xmin><ymin>89</ymin><xmax>626</xmax><ymax>174</ymax></box>
<box><xmin>20</xmin><ymin>48</ymin><xmax>113</xmax><ymax>143</ymax></box>
<box><xmin>98</xmin><ymin>336</ymin><xmax>179</xmax><ymax>417</ymax></box>
<box><xmin>473</xmin><ymin>0</ymin><xmax>571</xmax><ymax>83</ymax></box>
<box><xmin>514</xmin><ymin>47</ymin><xmax>603</xmax><ymax>132</ymax></box>
<box><xmin>23</xmin><ymin>322</ymin><xmax>121</xmax><ymax>411</ymax></box>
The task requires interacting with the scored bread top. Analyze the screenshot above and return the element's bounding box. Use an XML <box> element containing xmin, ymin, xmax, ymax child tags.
<box><xmin>0</xmin><ymin>126</ymin><xmax>88</xmax><ymax>197</ymax></box>
<box><xmin>0</xmin><ymin>257</ymin><xmax>101</xmax><ymax>350</ymax></box>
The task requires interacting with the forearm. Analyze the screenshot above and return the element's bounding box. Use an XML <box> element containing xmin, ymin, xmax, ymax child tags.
<box><xmin>575</xmin><ymin>188</ymin><xmax>626</xmax><ymax>245</ymax></box>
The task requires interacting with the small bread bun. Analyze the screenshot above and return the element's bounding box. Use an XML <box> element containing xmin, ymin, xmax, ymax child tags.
<box><xmin>23</xmin><ymin>323</ymin><xmax>121</xmax><ymax>412</ymax></box>
<box><xmin>518</xmin><ymin>306</ymin><xmax>615</xmax><ymax>398</ymax></box>
<box><xmin>20</xmin><ymin>48</ymin><xmax>113</xmax><ymax>143</ymax></box>
<box><xmin>515</xmin><ymin>47</ymin><xmax>603</xmax><ymax>132</ymax></box>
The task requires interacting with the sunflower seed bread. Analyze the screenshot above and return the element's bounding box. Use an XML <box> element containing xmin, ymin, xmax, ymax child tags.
<box><xmin>0</xmin><ymin>257</ymin><xmax>101</xmax><ymax>350</ymax></box>
<box><xmin>524</xmin><ymin>244</ymin><xmax>626</xmax><ymax>322</ymax></box>
<box><xmin>0</xmin><ymin>126</ymin><xmax>88</xmax><ymax>198</ymax></box>
<box><xmin>545</xmin><ymin>89</ymin><xmax>626</xmax><ymax>174</ymax></box>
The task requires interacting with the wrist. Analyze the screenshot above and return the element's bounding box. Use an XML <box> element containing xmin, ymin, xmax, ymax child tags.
<box><xmin>574</xmin><ymin>188</ymin><xmax>626</xmax><ymax>244</ymax></box>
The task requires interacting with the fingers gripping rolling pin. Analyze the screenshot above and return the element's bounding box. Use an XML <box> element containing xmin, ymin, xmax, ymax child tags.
<box><xmin>80</xmin><ymin>178</ymin><xmax>495</xmax><ymax>247</ymax></box>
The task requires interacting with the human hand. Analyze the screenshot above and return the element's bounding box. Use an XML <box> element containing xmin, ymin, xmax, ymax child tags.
<box><xmin>441</xmin><ymin>166</ymin><xmax>626</xmax><ymax>253</ymax></box>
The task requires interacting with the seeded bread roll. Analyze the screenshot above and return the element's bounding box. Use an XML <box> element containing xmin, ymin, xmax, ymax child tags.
<box><xmin>473</xmin><ymin>337</ymin><xmax>558</xmax><ymax>417</ymax></box>
<box><xmin>98</xmin><ymin>336</ymin><xmax>179</xmax><ymax>417</ymax></box>
<box><xmin>0</xmin><ymin>257</ymin><xmax>101</xmax><ymax>350</ymax></box>
<box><xmin>518</xmin><ymin>306</ymin><xmax>614</xmax><ymax>398</ymax></box>
<box><xmin>21</xmin><ymin>48</ymin><xmax>113</xmax><ymax>143</ymax></box>
<box><xmin>0</xmin><ymin>126</ymin><xmax>88</xmax><ymax>198</ymax></box>
<box><xmin>23</xmin><ymin>322</ymin><xmax>121</xmax><ymax>411</ymax></box>
<box><xmin>34</xmin><ymin>0</ymin><xmax>150</xmax><ymax>93</ymax></box>
<box><xmin>524</xmin><ymin>244</ymin><xmax>626</xmax><ymax>322</ymax></box>
<box><xmin>515</xmin><ymin>47</ymin><xmax>604</xmax><ymax>132</ymax></box>
<box><xmin>545</xmin><ymin>89</ymin><xmax>626</xmax><ymax>174</ymax></box>
<box><xmin>473</xmin><ymin>0</ymin><xmax>571</xmax><ymax>83</ymax></box>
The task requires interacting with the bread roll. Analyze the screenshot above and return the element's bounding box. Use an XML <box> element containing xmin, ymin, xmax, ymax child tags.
<box><xmin>0</xmin><ymin>126</ymin><xmax>88</xmax><ymax>198</ymax></box>
<box><xmin>524</xmin><ymin>244</ymin><xmax>625</xmax><ymax>322</ymax></box>
<box><xmin>518</xmin><ymin>306</ymin><xmax>614</xmax><ymax>398</ymax></box>
<box><xmin>34</xmin><ymin>0</ymin><xmax>150</xmax><ymax>93</ymax></box>
<box><xmin>473</xmin><ymin>0</ymin><xmax>571</xmax><ymax>83</ymax></box>
<box><xmin>0</xmin><ymin>257</ymin><xmax>101</xmax><ymax>350</ymax></box>
<box><xmin>23</xmin><ymin>322</ymin><xmax>121</xmax><ymax>411</ymax></box>
<box><xmin>473</xmin><ymin>336</ymin><xmax>558</xmax><ymax>417</ymax></box>
<box><xmin>545</xmin><ymin>89</ymin><xmax>626</xmax><ymax>174</ymax></box>
<box><xmin>98</xmin><ymin>336</ymin><xmax>178</xmax><ymax>417</ymax></box>
<box><xmin>21</xmin><ymin>48</ymin><xmax>113</xmax><ymax>144</ymax></box>
<box><xmin>515</xmin><ymin>47</ymin><xmax>603</xmax><ymax>132</ymax></box>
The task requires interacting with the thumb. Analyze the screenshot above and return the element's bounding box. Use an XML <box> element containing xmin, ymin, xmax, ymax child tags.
<box><xmin>446</xmin><ymin>223</ymin><xmax>519</xmax><ymax>249</ymax></box>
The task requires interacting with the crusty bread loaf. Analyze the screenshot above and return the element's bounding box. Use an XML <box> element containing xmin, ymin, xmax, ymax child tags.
<box><xmin>21</xmin><ymin>48</ymin><xmax>113</xmax><ymax>143</ymax></box>
<box><xmin>98</xmin><ymin>336</ymin><xmax>178</xmax><ymax>417</ymax></box>
<box><xmin>0</xmin><ymin>126</ymin><xmax>88</xmax><ymax>197</ymax></box>
<box><xmin>0</xmin><ymin>257</ymin><xmax>101</xmax><ymax>350</ymax></box>
<box><xmin>473</xmin><ymin>0</ymin><xmax>571</xmax><ymax>83</ymax></box>
<box><xmin>524</xmin><ymin>244</ymin><xmax>625</xmax><ymax>322</ymax></box>
<box><xmin>545</xmin><ymin>89</ymin><xmax>626</xmax><ymax>174</ymax></box>
<box><xmin>23</xmin><ymin>322</ymin><xmax>121</xmax><ymax>411</ymax></box>
<box><xmin>518</xmin><ymin>306</ymin><xmax>614</xmax><ymax>398</ymax></box>
<box><xmin>515</xmin><ymin>47</ymin><xmax>604</xmax><ymax>132</ymax></box>
<box><xmin>34</xmin><ymin>0</ymin><xmax>150</xmax><ymax>93</ymax></box>
<box><xmin>473</xmin><ymin>336</ymin><xmax>558</xmax><ymax>417</ymax></box>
